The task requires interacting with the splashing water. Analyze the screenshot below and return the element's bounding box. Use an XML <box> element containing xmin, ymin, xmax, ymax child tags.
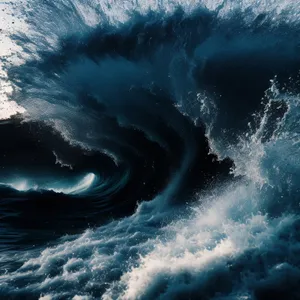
<box><xmin>1</xmin><ymin>1</ymin><xmax>300</xmax><ymax>299</ymax></box>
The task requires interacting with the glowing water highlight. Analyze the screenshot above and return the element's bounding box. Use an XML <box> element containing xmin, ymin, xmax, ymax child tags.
<box><xmin>1</xmin><ymin>173</ymin><xmax>96</xmax><ymax>195</ymax></box>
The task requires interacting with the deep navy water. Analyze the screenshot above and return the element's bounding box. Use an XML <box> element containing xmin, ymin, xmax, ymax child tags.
<box><xmin>1</xmin><ymin>1</ymin><xmax>300</xmax><ymax>299</ymax></box>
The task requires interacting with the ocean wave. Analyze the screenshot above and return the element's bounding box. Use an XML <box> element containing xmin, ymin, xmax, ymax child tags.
<box><xmin>0</xmin><ymin>0</ymin><xmax>300</xmax><ymax>299</ymax></box>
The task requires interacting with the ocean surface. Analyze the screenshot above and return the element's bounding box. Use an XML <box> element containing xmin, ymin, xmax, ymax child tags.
<box><xmin>1</xmin><ymin>0</ymin><xmax>300</xmax><ymax>299</ymax></box>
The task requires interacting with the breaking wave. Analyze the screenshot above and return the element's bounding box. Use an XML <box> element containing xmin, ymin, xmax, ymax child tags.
<box><xmin>1</xmin><ymin>0</ymin><xmax>300</xmax><ymax>299</ymax></box>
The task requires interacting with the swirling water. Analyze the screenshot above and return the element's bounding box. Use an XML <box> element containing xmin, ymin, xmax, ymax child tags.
<box><xmin>1</xmin><ymin>1</ymin><xmax>300</xmax><ymax>299</ymax></box>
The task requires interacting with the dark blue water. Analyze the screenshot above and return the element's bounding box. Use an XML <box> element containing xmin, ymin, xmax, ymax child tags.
<box><xmin>1</xmin><ymin>1</ymin><xmax>300</xmax><ymax>299</ymax></box>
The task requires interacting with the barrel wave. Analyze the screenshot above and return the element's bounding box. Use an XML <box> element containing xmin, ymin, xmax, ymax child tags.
<box><xmin>0</xmin><ymin>0</ymin><xmax>300</xmax><ymax>299</ymax></box>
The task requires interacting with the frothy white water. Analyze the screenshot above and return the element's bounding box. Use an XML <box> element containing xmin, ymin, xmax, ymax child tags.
<box><xmin>1</xmin><ymin>177</ymin><xmax>297</xmax><ymax>299</ymax></box>
<box><xmin>103</xmin><ymin>183</ymin><xmax>292</xmax><ymax>300</ymax></box>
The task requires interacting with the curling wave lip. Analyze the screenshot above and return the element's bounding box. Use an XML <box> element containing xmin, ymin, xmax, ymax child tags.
<box><xmin>47</xmin><ymin>173</ymin><xmax>96</xmax><ymax>195</ymax></box>
<box><xmin>1</xmin><ymin>173</ymin><xmax>96</xmax><ymax>195</ymax></box>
